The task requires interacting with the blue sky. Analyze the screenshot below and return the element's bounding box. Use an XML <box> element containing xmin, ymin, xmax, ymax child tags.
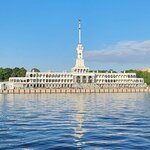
<box><xmin>0</xmin><ymin>0</ymin><xmax>150</xmax><ymax>71</ymax></box>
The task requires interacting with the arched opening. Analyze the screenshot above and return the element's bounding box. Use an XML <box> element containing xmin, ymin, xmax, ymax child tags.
<box><xmin>82</xmin><ymin>76</ymin><xmax>86</xmax><ymax>83</ymax></box>
<box><xmin>76</xmin><ymin>76</ymin><xmax>81</xmax><ymax>83</ymax></box>
<box><xmin>88</xmin><ymin>76</ymin><xmax>92</xmax><ymax>83</ymax></box>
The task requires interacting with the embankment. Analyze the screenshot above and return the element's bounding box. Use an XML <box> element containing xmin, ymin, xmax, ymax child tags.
<box><xmin>0</xmin><ymin>87</ymin><xmax>150</xmax><ymax>94</ymax></box>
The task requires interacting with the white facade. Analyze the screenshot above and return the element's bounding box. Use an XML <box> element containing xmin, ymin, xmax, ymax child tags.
<box><xmin>5</xmin><ymin>20</ymin><xmax>146</xmax><ymax>89</ymax></box>
<box><xmin>0</xmin><ymin>82</ymin><xmax>14</xmax><ymax>90</ymax></box>
<box><xmin>8</xmin><ymin>71</ymin><xmax>145</xmax><ymax>89</ymax></box>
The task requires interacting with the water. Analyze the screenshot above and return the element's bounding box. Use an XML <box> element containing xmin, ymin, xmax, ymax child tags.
<box><xmin>0</xmin><ymin>93</ymin><xmax>150</xmax><ymax>150</ymax></box>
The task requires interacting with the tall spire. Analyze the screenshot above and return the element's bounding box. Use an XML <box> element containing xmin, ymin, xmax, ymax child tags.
<box><xmin>78</xmin><ymin>19</ymin><xmax>81</xmax><ymax>44</ymax></box>
<box><xmin>72</xmin><ymin>19</ymin><xmax>89</xmax><ymax>72</ymax></box>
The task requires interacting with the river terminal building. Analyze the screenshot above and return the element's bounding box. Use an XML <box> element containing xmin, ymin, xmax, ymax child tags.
<box><xmin>0</xmin><ymin>20</ymin><xmax>146</xmax><ymax>89</ymax></box>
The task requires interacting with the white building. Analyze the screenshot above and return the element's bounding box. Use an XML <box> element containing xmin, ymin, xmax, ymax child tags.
<box><xmin>0</xmin><ymin>82</ymin><xmax>14</xmax><ymax>90</ymax></box>
<box><xmin>5</xmin><ymin>20</ymin><xmax>146</xmax><ymax>89</ymax></box>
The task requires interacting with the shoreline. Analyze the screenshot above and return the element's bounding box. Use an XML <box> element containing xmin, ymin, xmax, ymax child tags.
<box><xmin>0</xmin><ymin>87</ymin><xmax>150</xmax><ymax>94</ymax></box>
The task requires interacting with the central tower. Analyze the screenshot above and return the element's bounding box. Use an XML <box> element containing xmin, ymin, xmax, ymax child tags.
<box><xmin>72</xmin><ymin>19</ymin><xmax>89</xmax><ymax>73</ymax></box>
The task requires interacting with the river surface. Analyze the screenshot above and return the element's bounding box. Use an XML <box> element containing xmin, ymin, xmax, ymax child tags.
<box><xmin>0</xmin><ymin>93</ymin><xmax>150</xmax><ymax>150</ymax></box>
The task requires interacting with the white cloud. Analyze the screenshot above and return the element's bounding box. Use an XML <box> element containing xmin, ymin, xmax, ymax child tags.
<box><xmin>85</xmin><ymin>40</ymin><xmax>150</xmax><ymax>64</ymax></box>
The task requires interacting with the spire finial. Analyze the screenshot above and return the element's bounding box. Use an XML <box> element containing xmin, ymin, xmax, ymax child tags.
<box><xmin>78</xmin><ymin>19</ymin><xmax>81</xmax><ymax>44</ymax></box>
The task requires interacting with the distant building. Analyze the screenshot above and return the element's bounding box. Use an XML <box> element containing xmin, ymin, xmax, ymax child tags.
<box><xmin>1</xmin><ymin>20</ymin><xmax>146</xmax><ymax>89</ymax></box>
<box><xmin>140</xmin><ymin>68</ymin><xmax>150</xmax><ymax>73</ymax></box>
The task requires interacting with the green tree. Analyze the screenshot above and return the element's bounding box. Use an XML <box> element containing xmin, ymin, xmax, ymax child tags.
<box><xmin>0</xmin><ymin>68</ymin><xmax>5</xmax><ymax>81</ymax></box>
<box><xmin>0</xmin><ymin>67</ymin><xmax>27</xmax><ymax>81</ymax></box>
<box><xmin>17</xmin><ymin>68</ymin><xmax>27</xmax><ymax>77</ymax></box>
<box><xmin>11</xmin><ymin>67</ymin><xmax>20</xmax><ymax>77</ymax></box>
<box><xmin>31</xmin><ymin>68</ymin><xmax>40</xmax><ymax>72</ymax></box>
<box><xmin>11</xmin><ymin>67</ymin><xmax>27</xmax><ymax>77</ymax></box>
<box><xmin>3</xmin><ymin>68</ymin><xmax>13</xmax><ymax>80</ymax></box>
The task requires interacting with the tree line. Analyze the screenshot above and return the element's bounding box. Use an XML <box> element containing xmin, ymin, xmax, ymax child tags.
<box><xmin>0</xmin><ymin>67</ymin><xmax>27</xmax><ymax>81</ymax></box>
<box><xmin>0</xmin><ymin>67</ymin><xmax>41</xmax><ymax>82</ymax></box>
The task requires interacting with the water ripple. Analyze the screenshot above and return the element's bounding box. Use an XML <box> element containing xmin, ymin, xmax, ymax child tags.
<box><xmin>0</xmin><ymin>93</ymin><xmax>150</xmax><ymax>149</ymax></box>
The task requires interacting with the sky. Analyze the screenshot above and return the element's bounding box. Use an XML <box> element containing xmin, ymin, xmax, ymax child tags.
<box><xmin>0</xmin><ymin>0</ymin><xmax>150</xmax><ymax>71</ymax></box>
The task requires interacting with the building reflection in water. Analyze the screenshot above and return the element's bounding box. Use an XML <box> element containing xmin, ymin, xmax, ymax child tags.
<box><xmin>72</xmin><ymin>94</ymin><xmax>87</xmax><ymax>149</ymax></box>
